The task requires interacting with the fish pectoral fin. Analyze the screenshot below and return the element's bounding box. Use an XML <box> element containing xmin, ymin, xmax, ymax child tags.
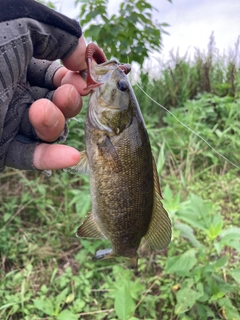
<box><xmin>97</xmin><ymin>136</ymin><xmax>122</xmax><ymax>171</ymax></box>
<box><xmin>63</xmin><ymin>150</ymin><xmax>89</xmax><ymax>175</ymax></box>
<box><xmin>144</xmin><ymin>157</ymin><xmax>172</xmax><ymax>250</ymax></box>
<box><xmin>76</xmin><ymin>213</ymin><xmax>106</xmax><ymax>239</ymax></box>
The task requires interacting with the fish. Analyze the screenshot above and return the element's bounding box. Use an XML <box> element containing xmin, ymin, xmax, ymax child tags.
<box><xmin>65</xmin><ymin>58</ymin><xmax>172</xmax><ymax>269</ymax></box>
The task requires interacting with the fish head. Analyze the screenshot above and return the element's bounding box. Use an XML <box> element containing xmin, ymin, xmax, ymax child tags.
<box><xmin>87</xmin><ymin>60</ymin><xmax>133</xmax><ymax>135</ymax></box>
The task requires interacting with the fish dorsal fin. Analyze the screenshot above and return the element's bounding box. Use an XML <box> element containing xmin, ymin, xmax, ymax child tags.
<box><xmin>63</xmin><ymin>150</ymin><xmax>89</xmax><ymax>175</ymax></box>
<box><xmin>76</xmin><ymin>213</ymin><xmax>107</xmax><ymax>239</ymax></box>
<box><xmin>144</xmin><ymin>157</ymin><xmax>172</xmax><ymax>250</ymax></box>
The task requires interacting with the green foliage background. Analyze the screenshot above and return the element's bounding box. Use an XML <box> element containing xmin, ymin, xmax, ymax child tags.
<box><xmin>76</xmin><ymin>0</ymin><xmax>170</xmax><ymax>65</ymax></box>
<box><xmin>0</xmin><ymin>1</ymin><xmax>240</xmax><ymax>319</ymax></box>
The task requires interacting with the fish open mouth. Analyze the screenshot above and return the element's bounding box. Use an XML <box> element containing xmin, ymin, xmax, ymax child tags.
<box><xmin>82</xmin><ymin>43</ymin><xmax>131</xmax><ymax>92</ymax></box>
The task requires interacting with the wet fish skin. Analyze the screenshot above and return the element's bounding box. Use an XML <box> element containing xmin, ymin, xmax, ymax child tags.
<box><xmin>66</xmin><ymin>60</ymin><xmax>172</xmax><ymax>268</ymax></box>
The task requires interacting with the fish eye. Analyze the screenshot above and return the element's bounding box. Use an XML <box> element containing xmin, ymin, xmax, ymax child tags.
<box><xmin>117</xmin><ymin>80</ymin><xmax>128</xmax><ymax>92</ymax></box>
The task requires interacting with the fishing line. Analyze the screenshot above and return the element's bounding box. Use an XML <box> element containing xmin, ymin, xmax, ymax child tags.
<box><xmin>136</xmin><ymin>84</ymin><xmax>240</xmax><ymax>170</ymax></box>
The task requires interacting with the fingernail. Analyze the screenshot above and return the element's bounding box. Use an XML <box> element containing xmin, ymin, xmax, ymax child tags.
<box><xmin>44</xmin><ymin>101</ymin><xmax>58</xmax><ymax>127</ymax></box>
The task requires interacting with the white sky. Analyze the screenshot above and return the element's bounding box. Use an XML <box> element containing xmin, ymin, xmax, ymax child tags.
<box><xmin>57</xmin><ymin>0</ymin><xmax>240</xmax><ymax>66</ymax></box>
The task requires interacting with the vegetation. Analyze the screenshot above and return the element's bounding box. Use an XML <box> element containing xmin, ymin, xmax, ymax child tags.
<box><xmin>1</xmin><ymin>34</ymin><xmax>240</xmax><ymax>319</ymax></box>
<box><xmin>1</xmin><ymin>2</ymin><xmax>240</xmax><ymax>319</ymax></box>
<box><xmin>75</xmin><ymin>0</ymin><xmax>171</xmax><ymax>65</ymax></box>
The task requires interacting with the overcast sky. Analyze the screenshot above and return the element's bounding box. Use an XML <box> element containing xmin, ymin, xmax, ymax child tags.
<box><xmin>58</xmin><ymin>0</ymin><xmax>240</xmax><ymax>64</ymax></box>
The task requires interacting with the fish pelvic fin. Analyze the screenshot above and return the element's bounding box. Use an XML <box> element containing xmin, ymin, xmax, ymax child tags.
<box><xmin>63</xmin><ymin>150</ymin><xmax>89</xmax><ymax>175</ymax></box>
<box><xmin>76</xmin><ymin>213</ymin><xmax>106</xmax><ymax>239</ymax></box>
<box><xmin>144</xmin><ymin>156</ymin><xmax>172</xmax><ymax>250</ymax></box>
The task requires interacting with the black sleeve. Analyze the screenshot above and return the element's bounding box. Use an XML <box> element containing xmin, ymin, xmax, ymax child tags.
<box><xmin>0</xmin><ymin>0</ymin><xmax>81</xmax><ymax>39</ymax></box>
<box><xmin>0</xmin><ymin>0</ymin><xmax>84</xmax><ymax>172</ymax></box>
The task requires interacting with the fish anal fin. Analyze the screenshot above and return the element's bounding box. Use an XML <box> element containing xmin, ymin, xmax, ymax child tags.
<box><xmin>144</xmin><ymin>156</ymin><xmax>172</xmax><ymax>250</ymax></box>
<box><xmin>64</xmin><ymin>150</ymin><xmax>89</xmax><ymax>175</ymax></box>
<box><xmin>76</xmin><ymin>213</ymin><xmax>106</xmax><ymax>239</ymax></box>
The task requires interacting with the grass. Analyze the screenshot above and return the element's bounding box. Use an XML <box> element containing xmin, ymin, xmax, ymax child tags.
<box><xmin>1</xmin><ymin>37</ymin><xmax>240</xmax><ymax>319</ymax></box>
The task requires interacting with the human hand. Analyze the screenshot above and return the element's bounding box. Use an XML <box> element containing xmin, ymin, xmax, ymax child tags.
<box><xmin>31</xmin><ymin>37</ymin><xmax>91</xmax><ymax>171</ymax></box>
<box><xmin>0</xmin><ymin>0</ymin><xmax>94</xmax><ymax>173</ymax></box>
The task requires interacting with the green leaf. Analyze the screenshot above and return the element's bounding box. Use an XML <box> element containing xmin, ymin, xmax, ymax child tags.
<box><xmin>214</xmin><ymin>256</ymin><xmax>228</xmax><ymax>269</ymax></box>
<box><xmin>0</xmin><ymin>303</ymin><xmax>18</xmax><ymax>311</ymax></box>
<box><xmin>72</xmin><ymin>299</ymin><xmax>86</xmax><ymax>313</ymax></box>
<box><xmin>177</xmin><ymin>194</ymin><xmax>223</xmax><ymax>233</ymax></box>
<box><xmin>55</xmin><ymin>287</ymin><xmax>69</xmax><ymax>307</ymax></box>
<box><xmin>209</xmin><ymin>291</ymin><xmax>226</xmax><ymax>302</ymax></box>
<box><xmin>229</xmin><ymin>268</ymin><xmax>240</xmax><ymax>284</ymax></box>
<box><xmin>75</xmin><ymin>0</ymin><xmax>165</xmax><ymax>65</ymax></box>
<box><xmin>174</xmin><ymin>222</ymin><xmax>202</xmax><ymax>247</ymax></box>
<box><xmin>206</xmin><ymin>221</ymin><xmax>223</xmax><ymax>240</ymax></box>
<box><xmin>165</xmin><ymin>249</ymin><xmax>197</xmax><ymax>276</ymax></box>
<box><xmin>175</xmin><ymin>279</ymin><xmax>204</xmax><ymax>314</ymax></box>
<box><xmin>220</xmin><ymin>227</ymin><xmax>240</xmax><ymax>244</ymax></box>
<box><xmin>162</xmin><ymin>186</ymin><xmax>182</xmax><ymax>215</ymax></box>
<box><xmin>57</xmin><ymin>309</ymin><xmax>79</xmax><ymax>320</ymax></box>
<box><xmin>33</xmin><ymin>299</ymin><xmax>54</xmax><ymax>316</ymax></box>
<box><xmin>218</xmin><ymin>297</ymin><xmax>240</xmax><ymax>320</ymax></box>
<box><xmin>114</xmin><ymin>282</ymin><xmax>136</xmax><ymax>320</ymax></box>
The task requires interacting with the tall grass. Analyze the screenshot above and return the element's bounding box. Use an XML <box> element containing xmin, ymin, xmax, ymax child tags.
<box><xmin>134</xmin><ymin>33</ymin><xmax>240</xmax><ymax>114</ymax></box>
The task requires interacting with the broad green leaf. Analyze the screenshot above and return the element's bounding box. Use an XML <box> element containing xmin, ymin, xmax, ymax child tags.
<box><xmin>225</xmin><ymin>240</ymin><xmax>240</xmax><ymax>252</ymax></box>
<box><xmin>72</xmin><ymin>299</ymin><xmax>86</xmax><ymax>313</ymax></box>
<box><xmin>214</xmin><ymin>256</ymin><xmax>228</xmax><ymax>269</ymax></box>
<box><xmin>209</xmin><ymin>291</ymin><xmax>226</xmax><ymax>302</ymax></box>
<box><xmin>55</xmin><ymin>287</ymin><xmax>69</xmax><ymax>309</ymax></box>
<box><xmin>165</xmin><ymin>249</ymin><xmax>197</xmax><ymax>276</ymax></box>
<box><xmin>76</xmin><ymin>0</ymin><xmax>167</xmax><ymax>65</ymax></box>
<box><xmin>229</xmin><ymin>268</ymin><xmax>240</xmax><ymax>284</ymax></box>
<box><xmin>174</xmin><ymin>222</ymin><xmax>201</xmax><ymax>247</ymax></box>
<box><xmin>220</xmin><ymin>227</ymin><xmax>240</xmax><ymax>244</ymax></box>
<box><xmin>114</xmin><ymin>282</ymin><xmax>136</xmax><ymax>320</ymax></box>
<box><xmin>162</xmin><ymin>186</ymin><xmax>182</xmax><ymax>215</ymax></box>
<box><xmin>177</xmin><ymin>194</ymin><xmax>223</xmax><ymax>232</ymax></box>
<box><xmin>196</xmin><ymin>303</ymin><xmax>215</xmax><ymax>319</ymax></box>
<box><xmin>33</xmin><ymin>299</ymin><xmax>54</xmax><ymax>316</ymax></box>
<box><xmin>175</xmin><ymin>279</ymin><xmax>203</xmax><ymax>314</ymax></box>
<box><xmin>57</xmin><ymin>309</ymin><xmax>79</xmax><ymax>320</ymax></box>
<box><xmin>218</xmin><ymin>297</ymin><xmax>240</xmax><ymax>320</ymax></box>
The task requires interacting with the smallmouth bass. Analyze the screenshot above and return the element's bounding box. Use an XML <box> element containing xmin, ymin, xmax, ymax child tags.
<box><xmin>66</xmin><ymin>60</ymin><xmax>171</xmax><ymax>268</ymax></box>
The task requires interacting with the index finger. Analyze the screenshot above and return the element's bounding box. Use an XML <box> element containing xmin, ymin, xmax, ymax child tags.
<box><xmin>62</xmin><ymin>36</ymin><xmax>87</xmax><ymax>71</ymax></box>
